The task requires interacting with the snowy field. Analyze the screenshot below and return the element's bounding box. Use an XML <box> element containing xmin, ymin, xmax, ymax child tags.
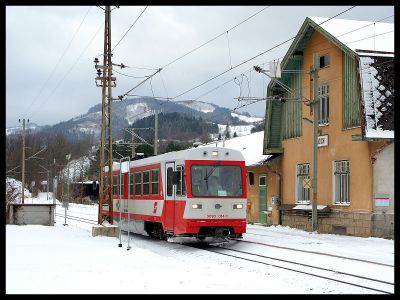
<box><xmin>6</xmin><ymin>193</ymin><xmax>394</xmax><ymax>294</ymax></box>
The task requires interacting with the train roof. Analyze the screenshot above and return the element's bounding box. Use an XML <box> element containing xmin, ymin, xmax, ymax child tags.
<box><xmin>107</xmin><ymin>147</ymin><xmax>245</xmax><ymax>172</ymax></box>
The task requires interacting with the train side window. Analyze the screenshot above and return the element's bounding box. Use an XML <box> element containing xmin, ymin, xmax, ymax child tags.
<box><xmin>134</xmin><ymin>172</ymin><xmax>142</xmax><ymax>196</ymax></box>
<box><xmin>113</xmin><ymin>175</ymin><xmax>119</xmax><ymax>195</ymax></box>
<box><xmin>143</xmin><ymin>170</ymin><xmax>150</xmax><ymax>195</ymax></box>
<box><xmin>176</xmin><ymin>165</ymin><xmax>186</xmax><ymax>196</ymax></box>
<box><xmin>151</xmin><ymin>169</ymin><xmax>159</xmax><ymax>195</ymax></box>
<box><xmin>167</xmin><ymin>167</ymin><xmax>173</xmax><ymax>196</ymax></box>
<box><xmin>129</xmin><ymin>174</ymin><xmax>134</xmax><ymax>196</ymax></box>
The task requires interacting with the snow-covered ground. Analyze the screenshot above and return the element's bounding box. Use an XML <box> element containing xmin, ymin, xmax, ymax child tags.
<box><xmin>6</xmin><ymin>193</ymin><xmax>394</xmax><ymax>294</ymax></box>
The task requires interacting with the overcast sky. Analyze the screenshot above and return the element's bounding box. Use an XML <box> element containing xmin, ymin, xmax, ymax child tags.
<box><xmin>6</xmin><ymin>5</ymin><xmax>394</xmax><ymax>127</ymax></box>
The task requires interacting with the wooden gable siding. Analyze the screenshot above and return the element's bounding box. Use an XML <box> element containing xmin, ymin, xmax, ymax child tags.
<box><xmin>343</xmin><ymin>52</ymin><xmax>361</xmax><ymax>129</ymax></box>
<box><xmin>282</xmin><ymin>59</ymin><xmax>303</xmax><ymax>139</ymax></box>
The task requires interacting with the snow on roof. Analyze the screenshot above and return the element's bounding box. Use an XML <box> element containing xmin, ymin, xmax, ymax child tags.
<box><xmin>359</xmin><ymin>55</ymin><xmax>394</xmax><ymax>138</ymax></box>
<box><xmin>309</xmin><ymin>17</ymin><xmax>394</xmax><ymax>54</ymax></box>
<box><xmin>308</xmin><ymin>17</ymin><xmax>394</xmax><ymax>139</ymax></box>
<box><xmin>198</xmin><ymin>131</ymin><xmax>270</xmax><ymax>166</ymax></box>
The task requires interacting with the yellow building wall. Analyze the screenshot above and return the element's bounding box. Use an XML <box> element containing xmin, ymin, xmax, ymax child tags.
<box><xmin>274</xmin><ymin>31</ymin><xmax>386</xmax><ymax>217</ymax></box>
<box><xmin>246</xmin><ymin>165</ymin><xmax>280</xmax><ymax>224</ymax></box>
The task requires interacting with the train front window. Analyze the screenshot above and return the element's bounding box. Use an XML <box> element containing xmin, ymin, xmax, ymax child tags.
<box><xmin>191</xmin><ymin>164</ymin><xmax>243</xmax><ymax>197</ymax></box>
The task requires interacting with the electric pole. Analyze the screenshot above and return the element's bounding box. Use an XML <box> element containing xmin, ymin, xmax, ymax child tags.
<box><xmin>19</xmin><ymin>118</ymin><xmax>29</xmax><ymax>204</ymax></box>
<box><xmin>154</xmin><ymin>111</ymin><xmax>158</xmax><ymax>155</ymax></box>
<box><xmin>131</xmin><ymin>128</ymin><xmax>135</xmax><ymax>158</ymax></box>
<box><xmin>94</xmin><ymin>5</ymin><xmax>117</xmax><ymax>224</ymax></box>
<box><xmin>311</xmin><ymin>53</ymin><xmax>320</xmax><ymax>232</ymax></box>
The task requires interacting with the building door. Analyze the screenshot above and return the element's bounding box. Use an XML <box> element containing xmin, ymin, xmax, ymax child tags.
<box><xmin>164</xmin><ymin>162</ymin><xmax>176</xmax><ymax>232</ymax></box>
<box><xmin>258</xmin><ymin>174</ymin><xmax>267</xmax><ymax>224</ymax></box>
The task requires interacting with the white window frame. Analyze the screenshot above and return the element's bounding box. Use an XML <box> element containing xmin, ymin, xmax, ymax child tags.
<box><xmin>176</xmin><ymin>165</ymin><xmax>186</xmax><ymax>196</ymax></box>
<box><xmin>129</xmin><ymin>173</ymin><xmax>134</xmax><ymax>196</ymax></box>
<box><xmin>259</xmin><ymin>175</ymin><xmax>266</xmax><ymax>187</ymax></box>
<box><xmin>318</xmin><ymin>84</ymin><xmax>329</xmax><ymax>125</ymax></box>
<box><xmin>333</xmin><ymin>160</ymin><xmax>350</xmax><ymax>205</ymax></box>
<box><xmin>296</xmin><ymin>163</ymin><xmax>310</xmax><ymax>204</ymax></box>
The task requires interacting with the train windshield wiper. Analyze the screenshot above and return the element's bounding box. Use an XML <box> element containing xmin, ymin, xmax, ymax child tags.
<box><xmin>204</xmin><ymin>162</ymin><xmax>221</xmax><ymax>189</ymax></box>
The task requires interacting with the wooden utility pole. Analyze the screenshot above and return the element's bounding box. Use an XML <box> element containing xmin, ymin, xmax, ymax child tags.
<box><xmin>311</xmin><ymin>53</ymin><xmax>320</xmax><ymax>232</ymax></box>
<box><xmin>95</xmin><ymin>5</ymin><xmax>116</xmax><ymax>224</ymax></box>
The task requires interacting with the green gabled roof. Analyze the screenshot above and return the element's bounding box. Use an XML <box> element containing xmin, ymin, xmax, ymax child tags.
<box><xmin>268</xmin><ymin>17</ymin><xmax>357</xmax><ymax>91</ymax></box>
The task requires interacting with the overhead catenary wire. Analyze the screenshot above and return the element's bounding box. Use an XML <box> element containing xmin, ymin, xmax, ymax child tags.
<box><xmin>258</xmin><ymin>13</ymin><xmax>394</xmax><ymax>68</ymax></box>
<box><xmin>117</xmin><ymin>6</ymin><xmax>359</xmax><ymax>107</ymax></box>
<box><xmin>122</xmin><ymin>21</ymin><xmax>384</xmax><ymax>127</ymax></box>
<box><xmin>170</xmin><ymin>6</ymin><xmax>357</xmax><ymax>101</ymax></box>
<box><xmin>117</xmin><ymin>6</ymin><xmax>271</xmax><ymax>102</ymax></box>
<box><xmin>161</xmin><ymin>6</ymin><xmax>271</xmax><ymax>70</ymax></box>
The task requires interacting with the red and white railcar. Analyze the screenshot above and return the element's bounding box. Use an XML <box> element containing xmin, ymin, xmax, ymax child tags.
<box><xmin>101</xmin><ymin>146</ymin><xmax>247</xmax><ymax>243</ymax></box>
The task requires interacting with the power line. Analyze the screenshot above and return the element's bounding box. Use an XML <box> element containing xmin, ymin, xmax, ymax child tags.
<box><xmin>112</xmin><ymin>6</ymin><xmax>148</xmax><ymax>52</ymax></box>
<box><xmin>170</xmin><ymin>6</ymin><xmax>357</xmax><ymax>100</ymax></box>
<box><xmin>121</xmin><ymin>16</ymin><xmax>389</xmax><ymax>127</ymax></box>
<box><xmin>113</xmin><ymin>69</ymin><xmax>149</xmax><ymax>78</ymax></box>
<box><xmin>28</xmin><ymin>22</ymin><xmax>103</xmax><ymax>120</ymax></box>
<box><xmin>117</xmin><ymin>6</ymin><xmax>271</xmax><ymax>100</ymax></box>
<box><xmin>23</xmin><ymin>6</ymin><xmax>93</xmax><ymax>116</ymax></box>
<box><xmin>161</xmin><ymin>6</ymin><xmax>271</xmax><ymax>69</ymax></box>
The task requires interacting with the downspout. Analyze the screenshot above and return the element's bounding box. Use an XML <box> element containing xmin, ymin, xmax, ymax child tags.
<box><xmin>267</xmin><ymin>165</ymin><xmax>282</xmax><ymax>225</ymax></box>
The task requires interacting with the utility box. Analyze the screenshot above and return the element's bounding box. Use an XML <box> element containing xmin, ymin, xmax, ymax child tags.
<box><xmin>8</xmin><ymin>203</ymin><xmax>55</xmax><ymax>226</ymax></box>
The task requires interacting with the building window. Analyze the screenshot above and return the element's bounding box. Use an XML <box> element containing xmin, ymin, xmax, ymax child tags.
<box><xmin>333</xmin><ymin>160</ymin><xmax>350</xmax><ymax>205</ymax></box>
<box><xmin>259</xmin><ymin>175</ymin><xmax>266</xmax><ymax>186</ymax></box>
<box><xmin>176</xmin><ymin>165</ymin><xmax>186</xmax><ymax>196</ymax></box>
<box><xmin>134</xmin><ymin>172</ymin><xmax>141</xmax><ymax>196</ymax></box>
<box><xmin>296</xmin><ymin>163</ymin><xmax>310</xmax><ymax>204</ymax></box>
<box><xmin>151</xmin><ymin>169</ymin><xmax>159</xmax><ymax>195</ymax></box>
<box><xmin>318</xmin><ymin>84</ymin><xmax>329</xmax><ymax>125</ymax></box>
<box><xmin>320</xmin><ymin>54</ymin><xmax>330</xmax><ymax>68</ymax></box>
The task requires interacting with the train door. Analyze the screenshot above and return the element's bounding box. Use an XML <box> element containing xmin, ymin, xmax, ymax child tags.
<box><xmin>258</xmin><ymin>174</ymin><xmax>267</xmax><ymax>224</ymax></box>
<box><xmin>164</xmin><ymin>162</ymin><xmax>176</xmax><ymax>232</ymax></box>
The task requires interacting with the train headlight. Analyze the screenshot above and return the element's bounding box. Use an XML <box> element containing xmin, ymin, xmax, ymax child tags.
<box><xmin>192</xmin><ymin>204</ymin><xmax>202</xmax><ymax>209</ymax></box>
<box><xmin>233</xmin><ymin>204</ymin><xmax>243</xmax><ymax>209</ymax></box>
<box><xmin>212</xmin><ymin>150</ymin><xmax>219</xmax><ymax>156</ymax></box>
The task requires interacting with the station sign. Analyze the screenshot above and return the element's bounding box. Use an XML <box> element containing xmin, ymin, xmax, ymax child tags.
<box><xmin>318</xmin><ymin>134</ymin><xmax>328</xmax><ymax>147</ymax></box>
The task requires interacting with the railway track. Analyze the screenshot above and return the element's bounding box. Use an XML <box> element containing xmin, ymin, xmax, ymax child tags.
<box><xmin>229</xmin><ymin>237</ymin><xmax>394</xmax><ymax>267</ymax></box>
<box><xmin>52</xmin><ymin>214</ymin><xmax>393</xmax><ymax>293</ymax></box>
<box><xmin>189</xmin><ymin>244</ymin><xmax>394</xmax><ymax>294</ymax></box>
<box><xmin>55</xmin><ymin>213</ymin><xmax>98</xmax><ymax>225</ymax></box>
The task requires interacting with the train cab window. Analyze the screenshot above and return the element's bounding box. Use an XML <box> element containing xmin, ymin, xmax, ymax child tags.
<box><xmin>176</xmin><ymin>165</ymin><xmax>186</xmax><ymax>196</ymax></box>
<box><xmin>143</xmin><ymin>170</ymin><xmax>150</xmax><ymax>195</ymax></box>
<box><xmin>129</xmin><ymin>174</ymin><xmax>134</xmax><ymax>196</ymax></box>
<box><xmin>113</xmin><ymin>175</ymin><xmax>119</xmax><ymax>195</ymax></box>
<box><xmin>151</xmin><ymin>169</ymin><xmax>159</xmax><ymax>195</ymax></box>
<box><xmin>134</xmin><ymin>172</ymin><xmax>142</xmax><ymax>196</ymax></box>
<box><xmin>167</xmin><ymin>167</ymin><xmax>173</xmax><ymax>196</ymax></box>
<box><xmin>191</xmin><ymin>165</ymin><xmax>242</xmax><ymax>197</ymax></box>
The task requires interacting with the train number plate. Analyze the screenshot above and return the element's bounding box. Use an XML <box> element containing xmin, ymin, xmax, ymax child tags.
<box><xmin>207</xmin><ymin>214</ymin><xmax>228</xmax><ymax>218</ymax></box>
